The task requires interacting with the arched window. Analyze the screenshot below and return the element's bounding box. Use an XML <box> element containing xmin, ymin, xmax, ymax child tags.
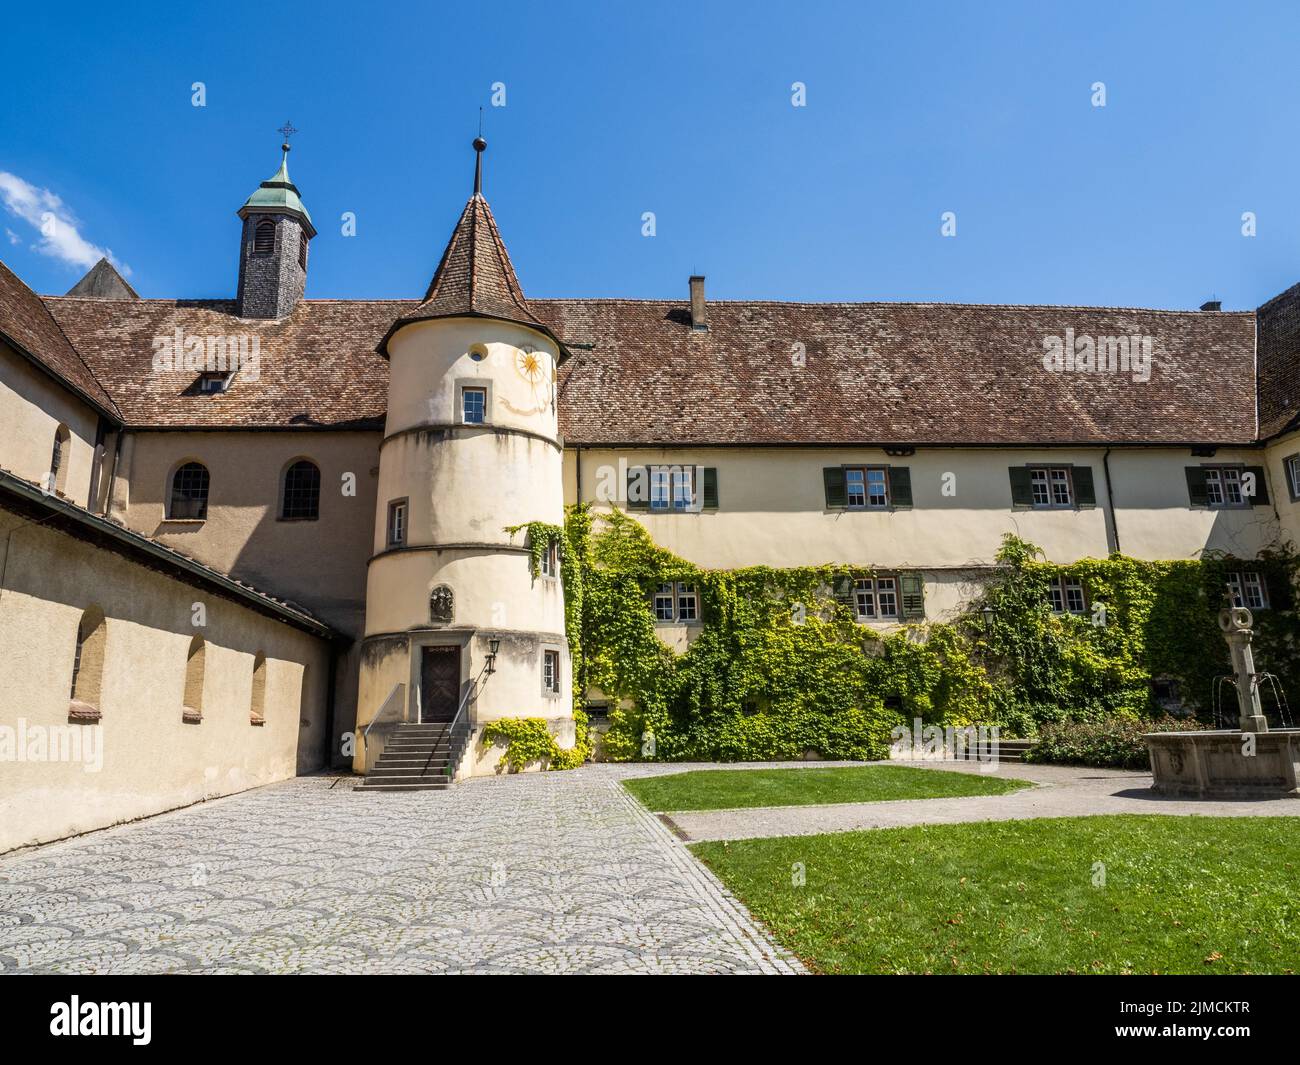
<box><xmin>253</xmin><ymin>219</ymin><xmax>276</xmax><ymax>255</ymax></box>
<box><xmin>69</xmin><ymin>606</ymin><xmax>106</xmax><ymax>714</ymax></box>
<box><xmin>49</xmin><ymin>424</ymin><xmax>71</xmax><ymax>496</ymax></box>
<box><xmin>182</xmin><ymin>634</ymin><xmax>205</xmax><ymax>723</ymax></box>
<box><xmin>169</xmin><ymin>462</ymin><xmax>210</xmax><ymax>520</ymax></box>
<box><xmin>280</xmin><ymin>459</ymin><xmax>320</xmax><ymax>520</ymax></box>
<box><xmin>250</xmin><ymin>652</ymin><xmax>267</xmax><ymax>725</ymax></box>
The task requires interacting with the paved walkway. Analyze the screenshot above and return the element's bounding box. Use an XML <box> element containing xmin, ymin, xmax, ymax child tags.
<box><xmin>0</xmin><ymin>767</ymin><xmax>804</xmax><ymax>975</ymax></box>
<box><xmin>663</xmin><ymin>760</ymin><xmax>1300</xmax><ymax>841</ymax></box>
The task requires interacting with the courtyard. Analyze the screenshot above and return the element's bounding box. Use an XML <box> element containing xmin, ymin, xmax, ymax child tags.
<box><xmin>3</xmin><ymin>760</ymin><xmax>1298</xmax><ymax>975</ymax></box>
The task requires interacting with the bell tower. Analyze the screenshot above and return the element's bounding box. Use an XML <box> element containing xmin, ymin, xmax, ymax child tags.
<box><xmin>236</xmin><ymin>139</ymin><xmax>316</xmax><ymax>319</ymax></box>
<box><xmin>356</xmin><ymin>137</ymin><xmax>574</xmax><ymax>778</ymax></box>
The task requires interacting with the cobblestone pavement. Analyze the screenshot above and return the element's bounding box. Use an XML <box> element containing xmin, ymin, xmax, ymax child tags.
<box><xmin>0</xmin><ymin>766</ymin><xmax>805</xmax><ymax>975</ymax></box>
<box><xmin>663</xmin><ymin>760</ymin><xmax>1300</xmax><ymax>841</ymax></box>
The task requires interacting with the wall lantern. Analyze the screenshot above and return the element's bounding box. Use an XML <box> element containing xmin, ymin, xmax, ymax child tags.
<box><xmin>486</xmin><ymin>636</ymin><xmax>501</xmax><ymax>674</ymax></box>
<box><xmin>980</xmin><ymin>604</ymin><xmax>996</xmax><ymax>635</ymax></box>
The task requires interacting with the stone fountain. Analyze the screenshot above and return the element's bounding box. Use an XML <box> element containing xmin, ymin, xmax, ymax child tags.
<box><xmin>1145</xmin><ymin>594</ymin><xmax>1300</xmax><ymax>798</ymax></box>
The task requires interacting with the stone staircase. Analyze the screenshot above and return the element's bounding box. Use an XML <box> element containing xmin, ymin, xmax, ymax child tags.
<box><xmin>354</xmin><ymin>721</ymin><xmax>470</xmax><ymax>792</ymax></box>
<box><xmin>955</xmin><ymin>738</ymin><xmax>1036</xmax><ymax>764</ymax></box>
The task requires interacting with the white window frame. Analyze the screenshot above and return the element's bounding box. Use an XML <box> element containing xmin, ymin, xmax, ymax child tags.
<box><xmin>653</xmin><ymin>583</ymin><xmax>676</xmax><ymax>621</ymax></box>
<box><xmin>542</xmin><ymin>649</ymin><xmax>561</xmax><ymax>695</ymax></box>
<box><xmin>1048</xmin><ymin>577</ymin><xmax>1087</xmax><ymax>615</ymax></box>
<box><xmin>652</xmin><ymin>581</ymin><xmax>699</xmax><ymax>622</ymax></box>
<box><xmin>854</xmin><ymin>576</ymin><xmax>898</xmax><ymax>620</ymax></box>
<box><xmin>461</xmin><ymin>386</ymin><xmax>487</xmax><ymax>425</ymax></box>
<box><xmin>1228</xmin><ymin>571</ymin><xmax>1268</xmax><ymax>610</ymax></box>
<box><xmin>387</xmin><ymin>499</ymin><xmax>408</xmax><ymax>547</ymax></box>
<box><xmin>1031</xmin><ymin>467</ymin><xmax>1074</xmax><ymax>509</ymax></box>
<box><xmin>1287</xmin><ymin>454</ymin><xmax>1300</xmax><ymax>501</ymax></box>
<box><xmin>677</xmin><ymin>584</ymin><xmax>698</xmax><ymax>622</ymax></box>
<box><xmin>539</xmin><ymin>540</ymin><xmax>559</xmax><ymax>579</ymax></box>
<box><xmin>1204</xmin><ymin>466</ymin><xmax>1246</xmax><ymax>509</ymax></box>
<box><xmin>844</xmin><ymin>466</ymin><xmax>889</xmax><ymax>510</ymax></box>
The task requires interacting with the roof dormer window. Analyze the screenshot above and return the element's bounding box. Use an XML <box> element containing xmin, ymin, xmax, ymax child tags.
<box><xmin>197</xmin><ymin>372</ymin><xmax>232</xmax><ymax>394</ymax></box>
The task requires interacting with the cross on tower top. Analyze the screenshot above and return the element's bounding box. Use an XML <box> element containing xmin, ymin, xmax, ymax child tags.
<box><xmin>277</xmin><ymin>120</ymin><xmax>299</xmax><ymax>147</ymax></box>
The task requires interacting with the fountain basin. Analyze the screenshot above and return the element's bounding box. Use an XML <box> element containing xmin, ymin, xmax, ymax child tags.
<box><xmin>1145</xmin><ymin>729</ymin><xmax>1300</xmax><ymax>799</ymax></box>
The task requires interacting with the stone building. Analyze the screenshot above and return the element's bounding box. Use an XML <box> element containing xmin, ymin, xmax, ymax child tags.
<box><xmin>5</xmin><ymin>136</ymin><xmax>1300</xmax><ymax>846</ymax></box>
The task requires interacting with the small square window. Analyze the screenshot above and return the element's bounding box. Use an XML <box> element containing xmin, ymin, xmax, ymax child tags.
<box><xmin>197</xmin><ymin>372</ymin><xmax>230</xmax><ymax>394</ymax></box>
<box><xmin>462</xmin><ymin>387</ymin><xmax>487</xmax><ymax>424</ymax></box>
<box><xmin>853</xmin><ymin>578</ymin><xmax>876</xmax><ymax>619</ymax></box>
<box><xmin>1203</xmin><ymin>466</ymin><xmax>1250</xmax><ymax>509</ymax></box>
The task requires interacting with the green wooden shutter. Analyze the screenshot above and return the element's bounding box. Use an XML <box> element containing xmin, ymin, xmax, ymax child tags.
<box><xmin>1072</xmin><ymin>466</ymin><xmax>1097</xmax><ymax>508</ymax></box>
<box><xmin>1009</xmin><ymin>467</ymin><xmax>1034</xmax><ymax>508</ymax></box>
<box><xmin>1185</xmin><ymin>467</ymin><xmax>1209</xmax><ymax>507</ymax></box>
<box><xmin>900</xmin><ymin>573</ymin><xmax>926</xmax><ymax>620</ymax></box>
<box><xmin>627</xmin><ymin>466</ymin><xmax>649</xmax><ymax>510</ymax></box>
<box><xmin>1245</xmin><ymin>466</ymin><xmax>1270</xmax><ymax>505</ymax></box>
<box><xmin>890</xmin><ymin>466</ymin><xmax>913</xmax><ymax>508</ymax></box>
<box><xmin>702</xmin><ymin>468</ymin><xmax>719</xmax><ymax>509</ymax></box>
<box><xmin>823</xmin><ymin>467</ymin><xmax>846</xmax><ymax>508</ymax></box>
<box><xmin>832</xmin><ymin>573</ymin><xmax>855</xmax><ymax>605</ymax></box>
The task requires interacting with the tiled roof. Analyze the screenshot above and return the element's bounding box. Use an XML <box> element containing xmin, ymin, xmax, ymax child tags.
<box><xmin>546</xmin><ymin>299</ymin><xmax>1259</xmax><ymax>446</ymax></box>
<box><xmin>1256</xmin><ymin>282</ymin><xmax>1300</xmax><ymax>440</ymax></box>
<box><xmin>35</xmin><ymin>290</ymin><xmax>1259</xmax><ymax>444</ymax></box>
<box><xmin>380</xmin><ymin>194</ymin><xmax>552</xmax><ymax>353</ymax></box>
<box><xmin>42</xmin><ymin>296</ymin><xmax>399</xmax><ymax>429</ymax></box>
<box><xmin>0</xmin><ymin>260</ymin><xmax>119</xmax><ymax>418</ymax></box>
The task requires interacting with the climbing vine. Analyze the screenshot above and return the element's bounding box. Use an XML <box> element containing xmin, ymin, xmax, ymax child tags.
<box><xmin>559</xmin><ymin>509</ymin><xmax>1300</xmax><ymax>761</ymax></box>
<box><xmin>493</xmin><ymin>506</ymin><xmax>1300</xmax><ymax>766</ymax></box>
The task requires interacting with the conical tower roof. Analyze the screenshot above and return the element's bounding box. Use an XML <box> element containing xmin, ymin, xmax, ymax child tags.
<box><xmin>379</xmin><ymin>137</ymin><xmax>567</xmax><ymax>358</ymax></box>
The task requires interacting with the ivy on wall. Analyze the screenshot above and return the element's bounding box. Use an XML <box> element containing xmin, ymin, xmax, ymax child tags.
<box><xmin>558</xmin><ymin>508</ymin><xmax>1300</xmax><ymax>761</ymax></box>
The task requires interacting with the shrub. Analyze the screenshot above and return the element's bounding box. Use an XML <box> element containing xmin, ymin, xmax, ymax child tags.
<box><xmin>1024</xmin><ymin>715</ymin><xmax>1212</xmax><ymax>770</ymax></box>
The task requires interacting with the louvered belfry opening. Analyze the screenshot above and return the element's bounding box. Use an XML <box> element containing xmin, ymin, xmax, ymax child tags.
<box><xmin>253</xmin><ymin>219</ymin><xmax>276</xmax><ymax>255</ymax></box>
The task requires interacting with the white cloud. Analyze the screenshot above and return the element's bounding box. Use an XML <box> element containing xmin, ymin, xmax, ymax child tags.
<box><xmin>4</xmin><ymin>228</ymin><xmax>19</xmax><ymax>246</ymax></box>
<box><xmin>0</xmin><ymin>171</ymin><xmax>131</xmax><ymax>275</ymax></box>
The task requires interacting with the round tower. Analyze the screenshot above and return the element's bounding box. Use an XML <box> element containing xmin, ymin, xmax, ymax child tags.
<box><xmin>356</xmin><ymin>139</ymin><xmax>573</xmax><ymax>779</ymax></box>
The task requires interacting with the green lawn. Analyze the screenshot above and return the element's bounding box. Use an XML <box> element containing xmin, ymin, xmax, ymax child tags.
<box><xmin>692</xmin><ymin>816</ymin><xmax>1300</xmax><ymax>974</ymax></box>
<box><xmin>621</xmin><ymin>765</ymin><xmax>1031</xmax><ymax>811</ymax></box>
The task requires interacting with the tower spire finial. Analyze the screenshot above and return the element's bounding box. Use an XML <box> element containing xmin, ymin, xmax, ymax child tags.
<box><xmin>473</xmin><ymin>110</ymin><xmax>486</xmax><ymax>196</ymax></box>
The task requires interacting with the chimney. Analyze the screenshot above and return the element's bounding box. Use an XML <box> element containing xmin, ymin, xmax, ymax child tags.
<box><xmin>1200</xmin><ymin>299</ymin><xmax>1222</xmax><ymax>312</ymax></box>
<box><xmin>689</xmin><ymin>275</ymin><xmax>707</xmax><ymax>331</ymax></box>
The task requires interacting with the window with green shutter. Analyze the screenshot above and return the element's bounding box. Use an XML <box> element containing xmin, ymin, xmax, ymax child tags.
<box><xmin>1009</xmin><ymin>466</ymin><xmax>1035</xmax><ymax>508</ymax></box>
<box><xmin>1072</xmin><ymin>466</ymin><xmax>1097</xmax><ymax>508</ymax></box>
<box><xmin>823</xmin><ymin>467</ymin><xmax>847</xmax><ymax>508</ymax></box>
<box><xmin>900</xmin><ymin>572</ymin><xmax>925</xmax><ymax>620</ymax></box>
<box><xmin>890</xmin><ymin>467</ymin><xmax>913</xmax><ymax>508</ymax></box>
<box><xmin>701</xmin><ymin>467</ymin><xmax>719</xmax><ymax>509</ymax></box>
<box><xmin>626</xmin><ymin>466</ymin><xmax>649</xmax><ymax>510</ymax></box>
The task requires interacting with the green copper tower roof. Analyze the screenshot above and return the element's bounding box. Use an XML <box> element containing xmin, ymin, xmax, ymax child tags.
<box><xmin>238</xmin><ymin>145</ymin><xmax>316</xmax><ymax>237</ymax></box>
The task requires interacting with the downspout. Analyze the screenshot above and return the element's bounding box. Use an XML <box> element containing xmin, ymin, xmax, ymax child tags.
<box><xmin>1102</xmin><ymin>447</ymin><xmax>1121</xmax><ymax>555</ymax></box>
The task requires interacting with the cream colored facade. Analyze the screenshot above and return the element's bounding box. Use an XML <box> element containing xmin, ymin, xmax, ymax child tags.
<box><xmin>0</xmin><ymin>505</ymin><xmax>331</xmax><ymax>853</ymax></box>
<box><xmin>355</xmin><ymin>317</ymin><xmax>571</xmax><ymax>774</ymax></box>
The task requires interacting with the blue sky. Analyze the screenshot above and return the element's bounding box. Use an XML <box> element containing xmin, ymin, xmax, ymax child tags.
<box><xmin>2</xmin><ymin>0</ymin><xmax>1298</xmax><ymax>310</ymax></box>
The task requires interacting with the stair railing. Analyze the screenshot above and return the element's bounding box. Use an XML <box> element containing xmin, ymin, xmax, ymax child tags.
<box><xmin>434</xmin><ymin>678</ymin><xmax>479</xmax><ymax>782</ymax></box>
<box><xmin>362</xmin><ymin>681</ymin><xmax>406</xmax><ymax>775</ymax></box>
